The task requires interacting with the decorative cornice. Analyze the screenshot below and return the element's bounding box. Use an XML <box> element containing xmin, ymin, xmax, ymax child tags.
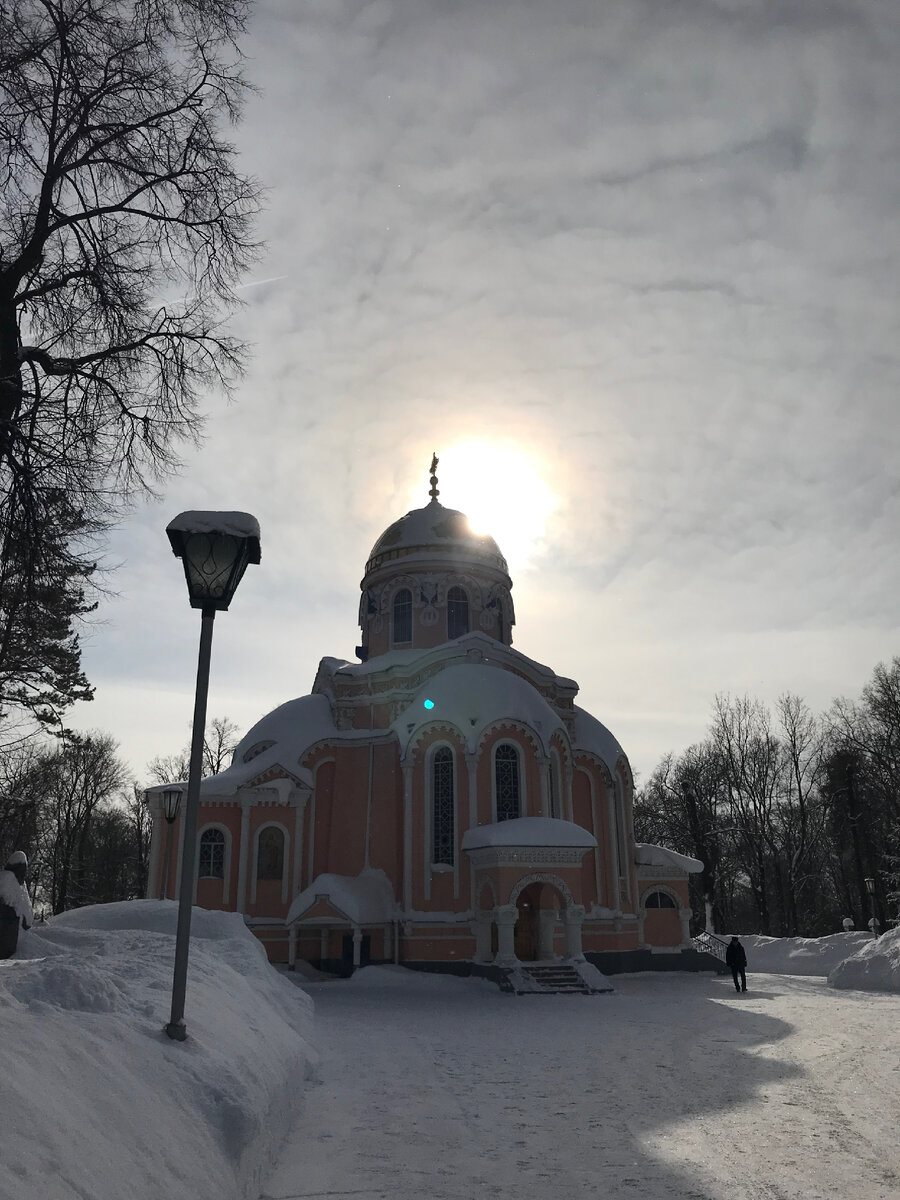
<box><xmin>636</xmin><ymin>864</ymin><xmax>689</xmax><ymax>880</ymax></box>
<box><xmin>465</xmin><ymin>846</ymin><xmax>589</xmax><ymax>868</ymax></box>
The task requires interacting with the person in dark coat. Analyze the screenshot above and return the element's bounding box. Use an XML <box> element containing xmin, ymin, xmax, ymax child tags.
<box><xmin>0</xmin><ymin>851</ymin><xmax>33</xmax><ymax>960</ymax></box>
<box><xmin>725</xmin><ymin>935</ymin><xmax>747</xmax><ymax>993</ymax></box>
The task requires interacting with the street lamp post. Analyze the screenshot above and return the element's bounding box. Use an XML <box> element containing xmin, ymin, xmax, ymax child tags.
<box><xmin>159</xmin><ymin>787</ymin><xmax>183</xmax><ymax>900</ymax></box>
<box><xmin>164</xmin><ymin>511</ymin><xmax>260</xmax><ymax>1042</ymax></box>
<box><xmin>864</xmin><ymin>876</ymin><xmax>879</xmax><ymax>939</ymax></box>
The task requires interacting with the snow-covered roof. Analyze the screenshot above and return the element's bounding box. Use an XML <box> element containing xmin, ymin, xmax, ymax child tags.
<box><xmin>365</xmin><ymin>500</ymin><xmax>508</xmax><ymax>575</ymax></box>
<box><xmin>572</xmin><ymin>706</ymin><xmax>625</xmax><ymax>774</ymax></box>
<box><xmin>391</xmin><ymin>662</ymin><xmax>566</xmax><ymax>754</ymax></box>
<box><xmin>634</xmin><ymin>843</ymin><xmax>704</xmax><ymax>873</ymax></box>
<box><xmin>332</xmin><ymin>633</ymin><xmax>578</xmax><ymax>695</ymax></box>
<box><xmin>286</xmin><ymin>869</ymin><xmax>396</xmax><ymax>926</ymax></box>
<box><xmin>145</xmin><ymin>694</ymin><xmax>339</xmax><ymax>800</ymax></box>
<box><xmin>166</xmin><ymin>510</ymin><xmax>261</xmax><ymax>540</ymax></box>
<box><xmin>461</xmin><ymin>817</ymin><xmax>597</xmax><ymax>851</ymax></box>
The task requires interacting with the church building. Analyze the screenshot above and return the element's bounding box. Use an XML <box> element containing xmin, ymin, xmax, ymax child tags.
<box><xmin>146</xmin><ymin>462</ymin><xmax>702</xmax><ymax>990</ymax></box>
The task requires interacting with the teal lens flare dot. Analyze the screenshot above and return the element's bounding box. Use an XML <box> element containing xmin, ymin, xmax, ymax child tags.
<box><xmin>423</xmin><ymin>699</ymin><xmax>435</xmax><ymax>710</ymax></box>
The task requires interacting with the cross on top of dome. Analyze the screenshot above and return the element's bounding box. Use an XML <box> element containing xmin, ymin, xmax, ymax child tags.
<box><xmin>429</xmin><ymin>452</ymin><xmax>439</xmax><ymax>503</ymax></box>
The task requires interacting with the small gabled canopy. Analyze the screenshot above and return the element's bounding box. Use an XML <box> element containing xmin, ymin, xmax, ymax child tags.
<box><xmin>462</xmin><ymin>816</ymin><xmax>597</xmax><ymax>852</ymax></box>
<box><xmin>286</xmin><ymin>869</ymin><xmax>396</xmax><ymax>927</ymax></box>
<box><xmin>634</xmin><ymin>843</ymin><xmax>704</xmax><ymax>874</ymax></box>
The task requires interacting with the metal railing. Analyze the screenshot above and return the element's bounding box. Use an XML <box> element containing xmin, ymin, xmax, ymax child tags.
<box><xmin>692</xmin><ymin>930</ymin><xmax>730</xmax><ymax>961</ymax></box>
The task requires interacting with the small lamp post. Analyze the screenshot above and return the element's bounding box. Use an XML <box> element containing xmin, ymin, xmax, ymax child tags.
<box><xmin>158</xmin><ymin>787</ymin><xmax>183</xmax><ymax>900</ymax></box>
<box><xmin>164</xmin><ymin>511</ymin><xmax>260</xmax><ymax>1041</ymax></box>
<box><xmin>864</xmin><ymin>876</ymin><xmax>879</xmax><ymax>939</ymax></box>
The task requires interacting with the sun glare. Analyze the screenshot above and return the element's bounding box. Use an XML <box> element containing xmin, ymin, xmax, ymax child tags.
<box><xmin>436</xmin><ymin>441</ymin><xmax>558</xmax><ymax>568</ymax></box>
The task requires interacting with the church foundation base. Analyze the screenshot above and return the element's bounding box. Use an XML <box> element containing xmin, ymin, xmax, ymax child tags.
<box><xmin>585</xmin><ymin>948</ymin><xmax>723</xmax><ymax>974</ymax></box>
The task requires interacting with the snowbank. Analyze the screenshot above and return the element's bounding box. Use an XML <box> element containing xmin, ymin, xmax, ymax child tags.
<box><xmin>827</xmin><ymin>925</ymin><xmax>900</xmax><ymax>993</ymax></box>
<box><xmin>0</xmin><ymin>900</ymin><xmax>317</xmax><ymax>1200</ymax></box>
<box><xmin>737</xmin><ymin>931</ymin><xmax>874</xmax><ymax>977</ymax></box>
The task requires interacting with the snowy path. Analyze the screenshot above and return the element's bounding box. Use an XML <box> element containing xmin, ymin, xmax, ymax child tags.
<box><xmin>263</xmin><ymin>967</ymin><xmax>900</xmax><ymax>1200</ymax></box>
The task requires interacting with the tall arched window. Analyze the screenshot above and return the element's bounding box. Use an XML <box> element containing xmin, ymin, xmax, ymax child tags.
<box><xmin>495</xmin><ymin>744</ymin><xmax>521</xmax><ymax>821</ymax></box>
<box><xmin>613</xmin><ymin>779</ymin><xmax>628</xmax><ymax>882</ymax></box>
<box><xmin>198</xmin><ymin>828</ymin><xmax>225</xmax><ymax>878</ymax></box>
<box><xmin>257</xmin><ymin>827</ymin><xmax>285</xmax><ymax>881</ymax></box>
<box><xmin>645</xmin><ymin>890</ymin><xmax>676</xmax><ymax>909</ymax></box>
<box><xmin>392</xmin><ymin>588</ymin><xmax>412</xmax><ymax>643</ymax></box>
<box><xmin>447</xmin><ymin>586</ymin><xmax>469</xmax><ymax>639</ymax></box>
<box><xmin>549</xmin><ymin>749</ymin><xmax>562</xmax><ymax>819</ymax></box>
<box><xmin>431</xmin><ymin>747</ymin><xmax>455</xmax><ymax>865</ymax></box>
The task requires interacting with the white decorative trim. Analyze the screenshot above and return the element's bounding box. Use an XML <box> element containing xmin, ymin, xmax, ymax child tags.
<box><xmin>573</xmin><ymin>749</ymin><xmax>614</xmax><ymax>790</ymax></box>
<box><xmin>466</xmin><ymin>751</ymin><xmax>478</xmax><ymax>911</ymax></box>
<box><xmin>195</xmin><ymin>822</ymin><xmax>232</xmax><ymax>906</ymax></box>
<box><xmin>250</xmin><ymin>820</ymin><xmax>291</xmax><ymax>905</ymax></box>
<box><xmin>402</xmin><ymin>762</ymin><xmax>414</xmax><ymax>913</ymax></box>
<box><xmin>236</xmin><ymin>803</ymin><xmax>251</xmax><ymax>912</ymax></box>
<box><xmin>636</xmin><ymin>864</ymin><xmax>689</xmax><ymax>880</ymax></box>
<box><xmin>466</xmin><ymin>846</ymin><xmax>588</xmax><ymax>869</ymax></box>
<box><xmin>480</xmin><ymin>720</ymin><xmax>543</xmax><ymax>765</ymax></box>
<box><xmin>508</xmin><ymin>872</ymin><xmax>575</xmax><ymax>908</ymax></box>
<box><xmin>406</xmin><ymin>721</ymin><xmax>465</xmax><ymax>761</ymax></box>
<box><xmin>576</xmin><ymin>764</ymin><xmax>603</xmax><ymax>906</ymax></box>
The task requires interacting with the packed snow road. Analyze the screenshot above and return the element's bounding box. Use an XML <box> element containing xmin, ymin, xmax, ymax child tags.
<box><xmin>263</xmin><ymin>966</ymin><xmax>899</xmax><ymax>1200</ymax></box>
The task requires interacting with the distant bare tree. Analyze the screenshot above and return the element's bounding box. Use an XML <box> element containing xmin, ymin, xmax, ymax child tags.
<box><xmin>147</xmin><ymin>715</ymin><xmax>241</xmax><ymax>784</ymax></box>
<box><xmin>774</xmin><ymin>693</ymin><xmax>827</xmax><ymax>934</ymax></box>
<box><xmin>634</xmin><ymin>741</ymin><xmax>732</xmax><ymax>934</ymax></box>
<box><xmin>39</xmin><ymin>731</ymin><xmax>129</xmax><ymax>912</ymax></box>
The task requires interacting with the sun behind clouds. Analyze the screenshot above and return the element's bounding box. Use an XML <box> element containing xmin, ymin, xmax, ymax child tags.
<box><xmin>435</xmin><ymin>440</ymin><xmax>558</xmax><ymax>569</ymax></box>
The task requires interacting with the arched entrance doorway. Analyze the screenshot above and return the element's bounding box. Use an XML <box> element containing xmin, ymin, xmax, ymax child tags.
<box><xmin>514</xmin><ymin>881</ymin><xmax>565</xmax><ymax>961</ymax></box>
<box><xmin>514</xmin><ymin>884</ymin><xmax>540</xmax><ymax>960</ymax></box>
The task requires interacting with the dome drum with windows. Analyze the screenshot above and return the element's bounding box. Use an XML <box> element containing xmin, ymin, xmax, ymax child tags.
<box><xmin>146</xmin><ymin>459</ymin><xmax>703</xmax><ymax>987</ymax></box>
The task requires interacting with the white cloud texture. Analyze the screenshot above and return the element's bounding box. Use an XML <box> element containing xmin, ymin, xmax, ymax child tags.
<box><xmin>72</xmin><ymin>0</ymin><xmax>900</xmax><ymax>780</ymax></box>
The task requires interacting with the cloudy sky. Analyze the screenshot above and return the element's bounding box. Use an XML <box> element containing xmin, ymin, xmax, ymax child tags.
<box><xmin>70</xmin><ymin>0</ymin><xmax>900</xmax><ymax>784</ymax></box>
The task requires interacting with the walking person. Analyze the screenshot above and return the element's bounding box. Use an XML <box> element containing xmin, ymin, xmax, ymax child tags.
<box><xmin>725</xmin><ymin>935</ymin><xmax>747</xmax><ymax>993</ymax></box>
<box><xmin>0</xmin><ymin>851</ymin><xmax>34</xmax><ymax>960</ymax></box>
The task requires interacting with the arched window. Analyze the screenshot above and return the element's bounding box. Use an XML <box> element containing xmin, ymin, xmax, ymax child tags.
<box><xmin>495</xmin><ymin>744</ymin><xmax>521</xmax><ymax>822</ymax></box>
<box><xmin>549</xmin><ymin>749</ymin><xmax>562</xmax><ymax>819</ymax></box>
<box><xmin>645</xmin><ymin>890</ymin><xmax>676</xmax><ymax>909</ymax></box>
<box><xmin>447</xmin><ymin>586</ymin><xmax>469</xmax><ymax>639</ymax></box>
<box><xmin>198</xmin><ymin>828</ymin><xmax>225</xmax><ymax>879</ymax></box>
<box><xmin>257</xmin><ymin>827</ymin><xmax>285</xmax><ymax>881</ymax></box>
<box><xmin>431</xmin><ymin>747</ymin><xmax>455</xmax><ymax>866</ymax></box>
<box><xmin>392</xmin><ymin>588</ymin><xmax>412</xmax><ymax>643</ymax></box>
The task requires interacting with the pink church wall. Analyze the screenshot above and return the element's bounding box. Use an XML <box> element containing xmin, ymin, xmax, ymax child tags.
<box><xmin>367</xmin><ymin>741</ymin><xmax>403</xmax><ymax>891</ymax></box>
<box><xmin>643</xmin><ymin>910</ymin><xmax>681</xmax><ymax>947</ymax></box>
<box><xmin>309</xmin><ymin>756</ymin><xmax>336</xmax><ymax>880</ymax></box>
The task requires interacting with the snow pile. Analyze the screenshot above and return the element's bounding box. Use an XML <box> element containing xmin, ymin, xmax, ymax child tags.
<box><xmin>0</xmin><ymin>900</ymin><xmax>317</xmax><ymax>1200</ymax></box>
<box><xmin>737</xmin><ymin>931</ymin><xmax>874</xmax><ymax>977</ymax></box>
<box><xmin>827</xmin><ymin>925</ymin><xmax>900</xmax><ymax>993</ymax></box>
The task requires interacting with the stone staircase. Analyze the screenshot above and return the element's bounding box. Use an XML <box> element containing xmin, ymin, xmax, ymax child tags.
<box><xmin>515</xmin><ymin>962</ymin><xmax>598</xmax><ymax>994</ymax></box>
